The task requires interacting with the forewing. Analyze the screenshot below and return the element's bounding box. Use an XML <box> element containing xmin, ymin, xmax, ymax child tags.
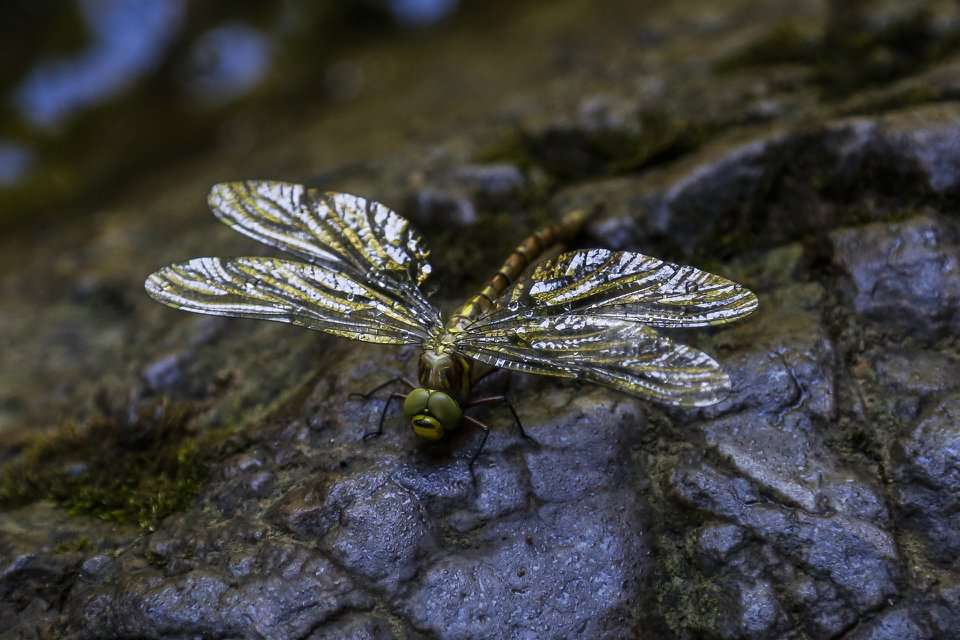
<box><xmin>207</xmin><ymin>181</ymin><xmax>438</xmax><ymax>321</ymax></box>
<box><xmin>145</xmin><ymin>257</ymin><xmax>434</xmax><ymax>344</ymax></box>
<box><xmin>509</xmin><ymin>249</ymin><xmax>757</xmax><ymax>328</ymax></box>
<box><xmin>457</xmin><ymin>315</ymin><xmax>730</xmax><ymax>406</ymax></box>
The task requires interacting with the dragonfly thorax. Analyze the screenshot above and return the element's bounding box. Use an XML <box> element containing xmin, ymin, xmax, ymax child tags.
<box><xmin>405</xmin><ymin>332</ymin><xmax>472</xmax><ymax>441</ymax></box>
<box><xmin>417</xmin><ymin>342</ymin><xmax>471</xmax><ymax>400</ymax></box>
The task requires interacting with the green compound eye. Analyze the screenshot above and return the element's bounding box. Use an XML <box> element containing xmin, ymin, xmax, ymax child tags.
<box><xmin>412</xmin><ymin>414</ymin><xmax>444</xmax><ymax>441</ymax></box>
<box><xmin>426</xmin><ymin>391</ymin><xmax>462</xmax><ymax>431</ymax></box>
<box><xmin>403</xmin><ymin>388</ymin><xmax>431</xmax><ymax>420</ymax></box>
<box><xmin>403</xmin><ymin>388</ymin><xmax>463</xmax><ymax>441</ymax></box>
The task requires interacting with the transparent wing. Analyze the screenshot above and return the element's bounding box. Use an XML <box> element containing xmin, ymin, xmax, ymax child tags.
<box><xmin>207</xmin><ymin>181</ymin><xmax>439</xmax><ymax>324</ymax></box>
<box><xmin>456</xmin><ymin>315</ymin><xmax>730</xmax><ymax>406</ymax></box>
<box><xmin>145</xmin><ymin>257</ymin><xmax>435</xmax><ymax>345</ymax></box>
<box><xmin>506</xmin><ymin>249</ymin><xmax>757</xmax><ymax>328</ymax></box>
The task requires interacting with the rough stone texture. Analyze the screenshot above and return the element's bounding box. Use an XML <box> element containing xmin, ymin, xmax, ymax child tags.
<box><xmin>893</xmin><ymin>393</ymin><xmax>960</xmax><ymax>567</ymax></box>
<box><xmin>4</xmin><ymin>0</ymin><xmax>960</xmax><ymax>638</ymax></box>
<box><xmin>831</xmin><ymin>214</ymin><xmax>960</xmax><ymax>335</ymax></box>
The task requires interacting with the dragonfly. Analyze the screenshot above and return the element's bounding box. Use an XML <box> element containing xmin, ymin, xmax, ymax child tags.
<box><xmin>145</xmin><ymin>181</ymin><xmax>758</xmax><ymax>451</ymax></box>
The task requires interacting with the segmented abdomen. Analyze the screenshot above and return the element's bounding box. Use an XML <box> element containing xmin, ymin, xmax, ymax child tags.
<box><xmin>447</xmin><ymin>208</ymin><xmax>590</xmax><ymax>329</ymax></box>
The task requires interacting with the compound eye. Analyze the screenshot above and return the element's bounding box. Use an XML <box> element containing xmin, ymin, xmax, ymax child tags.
<box><xmin>427</xmin><ymin>392</ymin><xmax>462</xmax><ymax>431</ymax></box>
<box><xmin>403</xmin><ymin>388</ymin><xmax>431</xmax><ymax>420</ymax></box>
<box><xmin>411</xmin><ymin>414</ymin><xmax>444</xmax><ymax>441</ymax></box>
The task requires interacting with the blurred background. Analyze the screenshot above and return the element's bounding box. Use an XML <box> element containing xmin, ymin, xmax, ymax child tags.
<box><xmin>6</xmin><ymin>0</ymin><xmax>666</xmax><ymax>434</ymax></box>
<box><xmin>0</xmin><ymin>0</ymin><xmax>492</xmax><ymax>227</ymax></box>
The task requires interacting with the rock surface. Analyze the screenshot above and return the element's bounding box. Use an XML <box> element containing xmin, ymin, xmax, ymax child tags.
<box><xmin>3</xmin><ymin>1</ymin><xmax>960</xmax><ymax>638</ymax></box>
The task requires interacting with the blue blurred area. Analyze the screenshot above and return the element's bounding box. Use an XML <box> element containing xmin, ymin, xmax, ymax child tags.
<box><xmin>0</xmin><ymin>142</ymin><xmax>34</xmax><ymax>187</ymax></box>
<box><xmin>10</xmin><ymin>0</ymin><xmax>459</xmax><ymax>131</ymax></box>
<box><xmin>389</xmin><ymin>0</ymin><xmax>459</xmax><ymax>27</ymax></box>
<box><xmin>0</xmin><ymin>0</ymin><xmax>465</xmax><ymax>195</ymax></box>
<box><xmin>14</xmin><ymin>0</ymin><xmax>186</xmax><ymax>128</ymax></box>
<box><xmin>185</xmin><ymin>22</ymin><xmax>272</xmax><ymax>107</ymax></box>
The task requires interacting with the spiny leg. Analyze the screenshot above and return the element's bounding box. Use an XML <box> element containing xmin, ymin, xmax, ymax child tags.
<box><xmin>465</xmin><ymin>395</ymin><xmax>533</xmax><ymax>441</ymax></box>
<box><xmin>348</xmin><ymin>376</ymin><xmax>416</xmax><ymax>401</ymax></box>
<box><xmin>364</xmin><ymin>392</ymin><xmax>407</xmax><ymax>441</ymax></box>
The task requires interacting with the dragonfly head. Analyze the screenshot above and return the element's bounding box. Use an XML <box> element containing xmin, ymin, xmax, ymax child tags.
<box><xmin>403</xmin><ymin>388</ymin><xmax>462</xmax><ymax>441</ymax></box>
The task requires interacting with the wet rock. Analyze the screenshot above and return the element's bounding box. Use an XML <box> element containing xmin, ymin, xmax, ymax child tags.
<box><xmin>321</xmin><ymin>470</ymin><xmax>434</xmax><ymax>593</ymax></box>
<box><xmin>638</xmin><ymin>103</ymin><xmax>960</xmax><ymax>256</ymax></box>
<box><xmin>780</xmin><ymin>572</ymin><xmax>855</xmax><ymax>637</ymax></box>
<box><xmin>79</xmin><ymin>555</ymin><xmax>116</xmax><ymax>581</ymax></box>
<box><xmin>446</xmin><ymin>454</ymin><xmax>529</xmax><ymax>532</ymax></box>
<box><xmin>403</xmin><ymin>493</ymin><xmax>649</xmax><ymax>639</ymax></box>
<box><xmin>550</xmin><ymin>175</ymin><xmax>662</xmax><ymax>249</ymax></box>
<box><xmin>453</xmin><ymin>163</ymin><xmax>526</xmax><ymax>209</ymax></box>
<box><xmin>305</xmin><ymin>613</ymin><xmax>398</xmax><ymax>640</ymax></box>
<box><xmin>671</xmin><ymin>460</ymin><xmax>900</xmax><ymax>616</ymax></box>
<box><xmin>269</xmin><ymin>483</ymin><xmax>333</xmax><ymax>539</ymax></box>
<box><xmin>0</xmin><ymin>502</ymin><xmax>134</xmax><ymax>638</ymax></box>
<box><xmin>650</xmin><ymin>133</ymin><xmax>779</xmax><ymax>252</ymax></box>
<box><xmin>702</xmin><ymin>409</ymin><xmax>887</xmax><ymax>521</ymax></box>
<box><xmin>844</xmin><ymin>603</ymin><xmax>939</xmax><ymax>640</ymax></box>
<box><xmin>408</xmin><ymin>187</ymin><xmax>477</xmax><ymax>227</ymax></box>
<box><xmin>831</xmin><ymin>214</ymin><xmax>960</xmax><ymax>334</ymax></box>
<box><xmin>522</xmin><ymin>388</ymin><xmax>642</xmax><ymax>502</ymax></box>
<box><xmin>874</xmin><ymin>349</ymin><xmax>960</xmax><ymax>396</ymax></box>
<box><xmin>694</xmin><ymin>523</ymin><xmax>747</xmax><ymax>567</ymax></box>
<box><xmin>705</xmin><ymin>282</ymin><xmax>836</xmax><ymax>421</ymax></box>
<box><xmin>0</xmin><ymin>551</ymin><xmax>75</xmax><ymax>638</ymax></box>
<box><xmin>693</xmin><ymin>277</ymin><xmax>887</xmax><ymax>527</ymax></box>
<box><xmin>69</xmin><ymin>542</ymin><xmax>372</xmax><ymax>639</ymax></box>
<box><xmin>893</xmin><ymin>393</ymin><xmax>960</xmax><ymax>565</ymax></box>
<box><xmin>720</xmin><ymin>579</ymin><xmax>783</xmax><ymax>639</ymax></box>
<box><xmin>141</xmin><ymin>353</ymin><xmax>184</xmax><ymax>393</ymax></box>
<box><xmin>873</xmin><ymin>103</ymin><xmax>960</xmax><ymax>195</ymax></box>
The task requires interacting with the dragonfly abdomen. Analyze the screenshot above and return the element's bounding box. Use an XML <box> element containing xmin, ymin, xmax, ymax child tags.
<box><xmin>448</xmin><ymin>208</ymin><xmax>590</xmax><ymax>328</ymax></box>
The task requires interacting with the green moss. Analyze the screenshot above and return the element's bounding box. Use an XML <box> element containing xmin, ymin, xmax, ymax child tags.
<box><xmin>0</xmin><ymin>401</ymin><xmax>235</xmax><ymax>530</ymax></box>
<box><xmin>54</xmin><ymin>537</ymin><xmax>92</xmax><ymax>554</ymax></box>
<box><xmin>655</xmin><ymin>532</ymin><xmax>725</xmax><ymax>637</ymax></box>
<box><xmin>608</xmin><ymin>111</ymin><xmax>713</xmax><ymax>175</ymax></box>
<box><xmin>475</xmin><ymin>130</ymin><xmax>537</xmax><ymax>171</ymax></box>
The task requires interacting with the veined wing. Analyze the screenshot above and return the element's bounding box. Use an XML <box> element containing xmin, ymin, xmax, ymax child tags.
<box><xmin>456</xmin><ymin>315</ymin><xmax>729</xmax><ymax>406</ymax></box>
<box><xmin>145</xmin><ymin>257</ymin><xmax>435</xmax><ymax>344</ymax></box>
<box><xmin>207</xmin><ymin>181</ymin><xmax>438</xmax><ymax>323</ymax></box>
<box><xmin>504</xmin><ymin>249</ymin><xmax>757</xmax><ymax>328</ymax></box>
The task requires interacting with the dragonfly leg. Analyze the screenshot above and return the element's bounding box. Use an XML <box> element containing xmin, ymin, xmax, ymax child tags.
<box><xmin>349</xmin><ymin>376</ymin><xmax>416</xmax><ymax>401</ymax></box>
<box><xmin>364</xmin><ymin>392</ymin><xmax>407</xmax><ymax>441</ymax></box>
<box><xmin>464</xmin><ymin>395</ymin><xmax>533</xmax><ymax>441</ymax></box>
<box><xmin>463</xmin><ymin>415</ymin><xmax>491</xmax><ymax>473</ymax></box>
